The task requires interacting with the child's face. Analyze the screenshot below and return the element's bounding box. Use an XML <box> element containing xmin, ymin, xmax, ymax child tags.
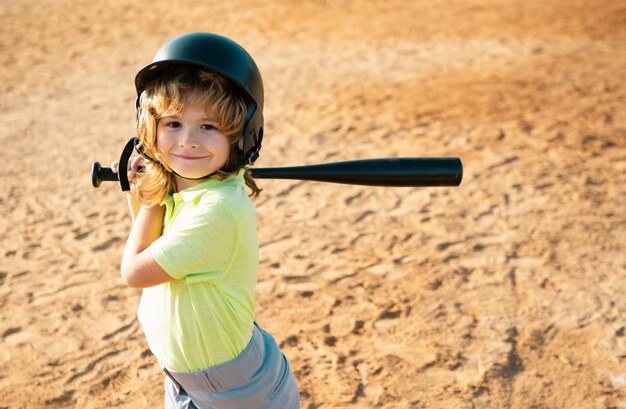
<box><xmin>156</xmin><ymin>99</ymin><xmax>230</xmax><ymax>190</ymax></box>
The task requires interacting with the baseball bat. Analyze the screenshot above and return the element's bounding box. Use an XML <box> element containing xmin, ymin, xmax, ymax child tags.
<box><xmin>91</xmin><ymin>157</ymin><xmax>462</xmax><ymax>188</ymax></box>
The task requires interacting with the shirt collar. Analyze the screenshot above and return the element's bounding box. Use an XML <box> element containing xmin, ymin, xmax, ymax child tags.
<box><xmin>167</xmin><ymin>169</ymin><xmax>246</xmax><ymax>204</ymax></box>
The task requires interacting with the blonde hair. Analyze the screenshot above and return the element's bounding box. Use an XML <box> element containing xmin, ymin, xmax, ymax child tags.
<box><xmin>135</xmin><ymin>67</ymin><xmax>261</xmax><ymax>205</ymax></box>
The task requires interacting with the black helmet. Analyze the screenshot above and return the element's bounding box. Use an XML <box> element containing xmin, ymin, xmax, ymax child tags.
<box><xmin>135</xmin><ymin>32</ymin><xmax>264</xmax><ymax>164</ymax></box>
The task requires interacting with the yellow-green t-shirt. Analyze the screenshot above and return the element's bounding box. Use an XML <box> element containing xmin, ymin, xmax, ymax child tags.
<box><xmin>137</xmin><ymin>170</ymin><xmax>259</xmax><ymax>372</ymax></box>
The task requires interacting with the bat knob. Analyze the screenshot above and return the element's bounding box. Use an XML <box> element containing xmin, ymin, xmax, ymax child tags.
<box><xmin>91</xmin><ymin>161</ymin><xmax>119</xmax><ymax>188</ymax></box>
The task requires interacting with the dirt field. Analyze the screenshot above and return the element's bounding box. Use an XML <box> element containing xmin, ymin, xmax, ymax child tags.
<box><xmin>0</xmin><ymin>0</ymin><xmax>625</xmax><ymax>408</ymax></box>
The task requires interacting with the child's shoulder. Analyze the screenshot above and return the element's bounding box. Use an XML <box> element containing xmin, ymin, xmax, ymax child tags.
<box><xmin>197</xmin><ymin>181</ymin><xmax>253</xmax><ymax>213</ymax></box>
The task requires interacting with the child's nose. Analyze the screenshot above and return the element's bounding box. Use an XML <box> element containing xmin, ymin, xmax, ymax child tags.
<box><xmin>179</xmin><ymin>128</ymin><xmax>200</xmax><ymax>148</ymax></box>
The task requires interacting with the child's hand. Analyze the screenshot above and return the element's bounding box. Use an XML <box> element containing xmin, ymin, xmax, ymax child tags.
<box><xmin>110</xmin><ymin>156</ymin><xmax>145</xmax><ymax>189</ymax></box>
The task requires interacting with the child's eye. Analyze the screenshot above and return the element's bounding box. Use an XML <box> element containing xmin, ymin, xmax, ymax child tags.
<box><xmin>201</xmin><ymin>124</ymin><xmax>217</xmax><ymax>131</ymax></box>
<box><xmin>166</xmin><ymin>121</ymin><xmax>182</xmax><ymax>128</ymax></box>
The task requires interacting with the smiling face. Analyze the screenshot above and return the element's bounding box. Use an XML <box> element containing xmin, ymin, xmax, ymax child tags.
<box><xmin>135</xmin><ymin>68</ymin><xmax>249</xmax><ymax>201</ymax></box>
<box><xmin>156</xmin><ymin>99</ymin><xmax>231</xmax><ymax>190</ymax></box>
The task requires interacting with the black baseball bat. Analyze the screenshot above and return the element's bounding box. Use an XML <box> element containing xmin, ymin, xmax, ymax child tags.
<box><xmin>91</xmin><ymin>157</ymin><xmax>462</xmax><ymax>188</ymax></box>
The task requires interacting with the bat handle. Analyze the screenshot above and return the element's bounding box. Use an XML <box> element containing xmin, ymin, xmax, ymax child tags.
<box><xmin>91</xmin><ymin>161</ymin><xmax>119</xmax><ymax>187</ymax></box>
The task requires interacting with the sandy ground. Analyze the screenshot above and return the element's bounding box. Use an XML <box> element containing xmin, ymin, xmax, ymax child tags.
<box><xmin>1</xmin><ymin>0</ymin><xmax>625</xmax><ymax>408</ymax></box>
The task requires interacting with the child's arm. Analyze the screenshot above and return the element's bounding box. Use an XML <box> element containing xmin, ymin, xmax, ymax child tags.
<box><xmin>111</xmin><ymin>157</ymin><xmax>143</xmax><ymax>221</ymax></box>
<box><xmin>112</xmin><ymin>157</ymin><xmax>172</xmax><ymax>288</ymax></box>
<box><xmin>120</xmin><ymin>204</ymin><xmax>173</xmax><ymax>288</ymax></box>
<box><xmin>126</xmin><ymin>191</ymin><xmax>142</xmax><ymax>222</ymax></box>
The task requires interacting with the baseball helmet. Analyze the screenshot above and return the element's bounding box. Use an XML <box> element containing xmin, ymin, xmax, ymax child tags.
<box><xmin>134</xmin><ymin>32</ymin><xmax>264</xmax><ymax>164</ymax></box>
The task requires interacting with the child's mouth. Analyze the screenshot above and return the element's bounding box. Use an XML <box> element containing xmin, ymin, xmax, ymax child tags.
<box><xmin>174</xmin><ymin>154</ymin><xmax>208</xmax><ymax>160</ymax></box>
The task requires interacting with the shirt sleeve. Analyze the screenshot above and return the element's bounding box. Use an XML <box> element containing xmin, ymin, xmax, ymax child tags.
<box><xmin>150</xmin><ymin>199</ymin><xmax>238</xmax><ymax>283</ymax></box>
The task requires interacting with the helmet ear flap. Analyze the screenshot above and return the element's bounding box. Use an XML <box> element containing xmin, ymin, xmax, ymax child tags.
<box><xmin>238</xmin><ymin>103</ymin><xmax>263</xmax><ymax>164</ymax></box>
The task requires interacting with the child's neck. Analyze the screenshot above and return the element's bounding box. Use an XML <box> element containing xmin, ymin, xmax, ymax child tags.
<box><xmin>175</xmin><ymin>175</ymin><xmax>211</xmax><ymax>191</ymax></box>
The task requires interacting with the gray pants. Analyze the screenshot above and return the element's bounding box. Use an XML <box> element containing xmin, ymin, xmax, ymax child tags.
<box><xmin>163</xmin><ymin>324</ymin><xmax>300</xmax><ymax>408</ymax></box>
